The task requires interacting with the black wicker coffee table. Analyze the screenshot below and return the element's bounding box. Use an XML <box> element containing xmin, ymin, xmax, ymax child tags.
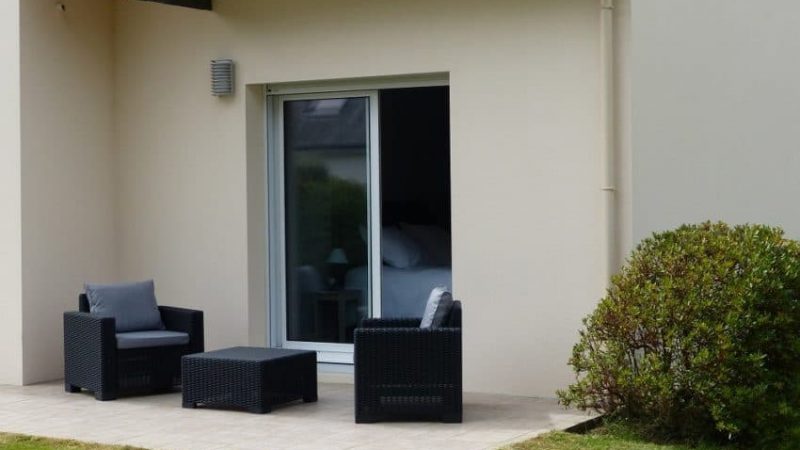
<box><xmin>182</xmin><ymin>347</ymin><xmax>317</xmax><ymax>413</ymax></box>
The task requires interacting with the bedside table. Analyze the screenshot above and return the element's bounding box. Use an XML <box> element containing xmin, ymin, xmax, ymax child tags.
<box><xmin>313</xmin><ymin>289</ymin><xmax>361</xmax><ymax>343</ymax></box>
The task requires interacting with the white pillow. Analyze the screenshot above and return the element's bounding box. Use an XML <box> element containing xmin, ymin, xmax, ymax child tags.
<box><xmin>420</xmin><ymin>286</ymin><xmax>454</xmax><ymax>329</ymax></box>
<box><xmin>381</xmin><ymin>226</ymin><xmax>422</xmax><ymax>268</ymax></box>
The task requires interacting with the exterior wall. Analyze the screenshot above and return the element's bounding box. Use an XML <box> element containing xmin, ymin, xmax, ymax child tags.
<box><xmin>114</xmin><ymin>2</ymin><xmax>253</xmax><ymax>356</ymax></box>
<box><xmin>0</xmin><ymin>0</ymin><xmax>23</xmax><ymax>385</ymax></box>
<box><xmin>19</xmin><ymin>0</ymin><xmax>117</xmax><ymax>383</ymax></box>
<box><xmin>632</xmin><ymin>0</ymin><xmax>800</xmax><ymax>242</ymax></box>
<box><xmin>115</xmin><ymin>0</ymin><xmax>605</xmax><ymax>397</ymax></box>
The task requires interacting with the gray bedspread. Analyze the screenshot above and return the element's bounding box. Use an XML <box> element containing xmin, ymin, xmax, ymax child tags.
<box><xmin>345</xmin><ymin>265</ymin><xmax>452</xmax><ymax>318</ymax></box>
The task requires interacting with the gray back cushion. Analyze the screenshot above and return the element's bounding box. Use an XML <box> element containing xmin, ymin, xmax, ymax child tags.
<box><xmin>420</xmin><ymin>286</ymin><xmax>454</xmax><ymax>329</ymax></box>
<box><xmin>85</xmin><ymin>280</ymin><xmax>164</xmax><ymax>332</ymax></box>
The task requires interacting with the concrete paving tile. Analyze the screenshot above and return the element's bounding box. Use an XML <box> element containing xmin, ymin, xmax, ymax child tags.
<box><xmin>0</xmin><ymin>381</ymin><xmax>593</xmax><ymax>450</ymax></box>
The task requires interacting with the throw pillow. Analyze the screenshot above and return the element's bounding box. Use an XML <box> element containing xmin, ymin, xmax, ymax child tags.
<box><xmin>382</xmin><ymin>226</ymin><xmax>422</xmax><ymax>269</ymax></box>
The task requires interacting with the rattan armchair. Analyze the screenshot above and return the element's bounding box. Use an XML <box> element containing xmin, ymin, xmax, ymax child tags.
<box><xmin>354</xmin><ymin>301</ymin><xmax>462</xmax><ymax>423</ymax></box>
<box><xmin>64</xmin><ymin>294</ymin><xmax>203</xmax><ymax>400</ymax></box>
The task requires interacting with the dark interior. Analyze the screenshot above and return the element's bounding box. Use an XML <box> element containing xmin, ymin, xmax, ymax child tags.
<box><xmin>379</xmin><ymin>86</ymin><xmax>451</xmax><ymax>232</ymax></box>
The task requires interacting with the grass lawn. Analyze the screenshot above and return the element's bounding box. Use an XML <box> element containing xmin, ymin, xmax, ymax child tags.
<box><xmin>0</xmin><ymin>433</ymin><xmax>143</xmax><ymax>450</ymax></box>
<box><xmin>507</xmin><ymin>427</ymin><xmax>730</xmax><ymax>450</ymax></box>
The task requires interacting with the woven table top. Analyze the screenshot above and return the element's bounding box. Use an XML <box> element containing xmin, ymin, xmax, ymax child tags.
<box><xmin>184</xmin><ymin>346</ymin><xmax>314</xmax><ymax>363</ymax></box>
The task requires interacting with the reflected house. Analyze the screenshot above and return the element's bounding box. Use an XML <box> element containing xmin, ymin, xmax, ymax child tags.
<box><xmin>285</xmin><ymin>98</ymin><xmax>369</xmax><ymax>185</ymax></box>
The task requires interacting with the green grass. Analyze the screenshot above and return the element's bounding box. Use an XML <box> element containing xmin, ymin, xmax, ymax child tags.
<box><xmin>0</xmin><ymin>433</ymin><xmax>143</xmax><ymax>450</ymax></box>
<box><xmin>506</xmin><ymin>425</ymin><xmax>730</xmax><ymax>450</ymax></box>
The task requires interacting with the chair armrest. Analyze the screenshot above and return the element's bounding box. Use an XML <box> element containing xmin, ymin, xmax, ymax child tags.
<box><xmin>64</xmin><ymin>311</ymin><xmax>116</xmax><ymax>345</ymax></box>
<box><xmin>63</xmin><ymin>312</ymin><xmax>117</xmax><ymax>389</ymax></box>
<box><xmin>354</xmin><ymin>327</ymin><xmax>462</xmax><ymax>385</ymax></box>
<box><xmin>159</xmin><ymin>306</ymin><xmax>204</xmax><ymax>353</ymax></box>
<box><xmin>359</xmin><ymin>317</ymin><xmax>421</xmax><ymax>328</ymax></box>
<box><xmin>355</xmin><ymin>326</ymin><xmax>460</xmax><ymax>342</ymax></box>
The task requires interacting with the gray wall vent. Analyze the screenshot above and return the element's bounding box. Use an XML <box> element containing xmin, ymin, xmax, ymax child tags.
<box><xmin>211</xmin><ymin>59</ymin><xmax>234</xmax><ymax>96</ymax></box>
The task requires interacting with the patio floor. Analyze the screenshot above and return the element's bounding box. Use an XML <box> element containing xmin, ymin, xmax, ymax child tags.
<box><xmin>0</xmin><ymin>381</ymin><xmax>591</xmax><ymax>450</ymax></box>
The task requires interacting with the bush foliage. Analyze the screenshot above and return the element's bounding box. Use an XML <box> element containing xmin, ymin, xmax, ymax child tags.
<box><xmin>558</xmin><ymin>222</ymin><xmax>800</xmax><ymax>447</ymax></box>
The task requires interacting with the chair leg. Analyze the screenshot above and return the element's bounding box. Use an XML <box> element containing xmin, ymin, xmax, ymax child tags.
<box><xmin>94</xmin><ymin>390</ymin><xmax>117</xmax><ymax>401</ymax></box>
<box><xmin>441</xmin><ymin>412</ymin><xmax>462</xmax><ymax>423</ymax></box>
<box><xmin>248</xmin><ymin>405</ymin><xmax>271</xmax><ymax>414</ymax></box>
<box><xmin>355</xmin><ymin>408</ymin><xmax>378</xmax><ymax>424</ymax></box>
<box><xmin>64</xmin><ymin>383</ymin><xmax>80</xmax><ymax>393</ymax></box>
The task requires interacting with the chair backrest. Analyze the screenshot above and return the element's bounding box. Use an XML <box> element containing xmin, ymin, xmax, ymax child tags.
<box><xmin>78</xmin><ymin>294</ymin><xmax>90</xmax><ymax>313</ymax></box>
<box><xmin>447</xmin><ymin>300</ymin><xmax>462</xmax><ymax>328</ymax></box>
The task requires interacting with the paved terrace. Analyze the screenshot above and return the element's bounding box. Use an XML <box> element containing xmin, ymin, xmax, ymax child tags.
<box><xmin>0</xmin><ymin>382</ymin><xmax>590</xmax><ymax>450</ymax></box>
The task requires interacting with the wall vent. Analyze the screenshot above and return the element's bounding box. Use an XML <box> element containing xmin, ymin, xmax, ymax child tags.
<box><xmin>211</xmin><ymin>59</ymin><xmax>234</xmax><ymax>96</ymax></box>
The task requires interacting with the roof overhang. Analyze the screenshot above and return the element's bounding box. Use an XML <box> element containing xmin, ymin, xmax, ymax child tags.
<box><xmin>137</xmin><ymin>0</ymin><xmax>213</xmax><ymax>10</ymax></box>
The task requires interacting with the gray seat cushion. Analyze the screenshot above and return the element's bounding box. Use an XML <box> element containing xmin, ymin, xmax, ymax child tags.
<box><xmin>85</xmin><ymin>280</ymin><xmax>164</xmax><ymax>332</ymax></box>
<box><xmin>116</xmin><ymin>330</ymin><xmax>190</xmax><ymax>350</ymax></box>
<box><xmin>420</xmin><ymin>286</ymin><xmax>454</xmax><ymax>329</ymax></box>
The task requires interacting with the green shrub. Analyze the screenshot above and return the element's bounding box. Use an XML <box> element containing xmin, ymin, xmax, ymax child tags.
<box><xmin>558</xmin><ymin>222</ymin><xmax>800</xmax><ymax>447</ymax></box>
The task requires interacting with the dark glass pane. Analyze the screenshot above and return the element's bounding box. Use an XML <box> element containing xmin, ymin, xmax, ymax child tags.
<box><xmin>284</xmin><ymin>97</ymin><xmax>369</xmax><ymax>343</ymax></box>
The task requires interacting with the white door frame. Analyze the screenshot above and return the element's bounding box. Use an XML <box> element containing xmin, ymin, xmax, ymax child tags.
<box><xmin>266</xmin><ymin>75</ymin><xmax>449</xmax><ymax>364</ymax></box>
<box><xmin>268</xmin><ymin>90</ymin><xmax>381</xmax><ymax>363</ymax></box>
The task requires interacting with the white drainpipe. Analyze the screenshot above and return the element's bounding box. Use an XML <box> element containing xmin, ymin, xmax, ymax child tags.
<box><xmin>600</xmin><ymin>0</ymin><xmax>619</xmax><ymax>284</ymax></box>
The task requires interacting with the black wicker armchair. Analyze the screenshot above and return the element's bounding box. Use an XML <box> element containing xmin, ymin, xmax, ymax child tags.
<box><xmin>354</xmin><ymin>301</ymin><xmax>462</xmax><ymax>423</ymax></box>
<box><xmin>64</xmin><ymin>294</ymin><xmax>203</xmax><ymax>401</ymax></box>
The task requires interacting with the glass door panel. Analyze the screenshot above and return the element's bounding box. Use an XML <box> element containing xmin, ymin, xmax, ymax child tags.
<box><xmin>283</xmin><ymin>96</ymin><xmax>371</xmax><ymax>344</ymax></box>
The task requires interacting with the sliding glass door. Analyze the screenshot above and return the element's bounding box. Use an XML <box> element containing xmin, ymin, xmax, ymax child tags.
<box><xmin>270</xmin><ymin>91</ymin><xmax>380</xmax><ymax>361</ymax></box>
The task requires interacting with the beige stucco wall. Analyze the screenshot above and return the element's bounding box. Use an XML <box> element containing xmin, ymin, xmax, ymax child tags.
<box><xmin>0</xmin><ymin>0</ymin><xmax>23</xmax><ymax>385</ymax></box>
<box><xmin>114</xmin><ymin>0</ymin><xmax>605</xmax><ymax>397</ymax></box>
<box><xmin>114</xmin><ymin>2</ymin><xmax>253</xmax><ymax>356</ymax></box>
<box><xmin>632</xmin><ymin>0</ymin><xmax>800</xmax><ymax>242</ymax></box>
<box><xmin>19</xmin><ymin>0</ymin><xmax>117</xmax><ymax>384</ymax></box>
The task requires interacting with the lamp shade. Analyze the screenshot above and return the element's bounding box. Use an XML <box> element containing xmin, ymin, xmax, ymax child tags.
<box><xmin>327</xmin><ymin>248</ymin><xmax>348</xmax><ymax>264</ymax></box>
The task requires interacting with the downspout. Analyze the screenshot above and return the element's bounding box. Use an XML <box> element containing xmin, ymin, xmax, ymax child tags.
<box><xmin>600</xmin><ymin>0</ymin><xmax>619</xmax><ymax>285</ymax></box>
